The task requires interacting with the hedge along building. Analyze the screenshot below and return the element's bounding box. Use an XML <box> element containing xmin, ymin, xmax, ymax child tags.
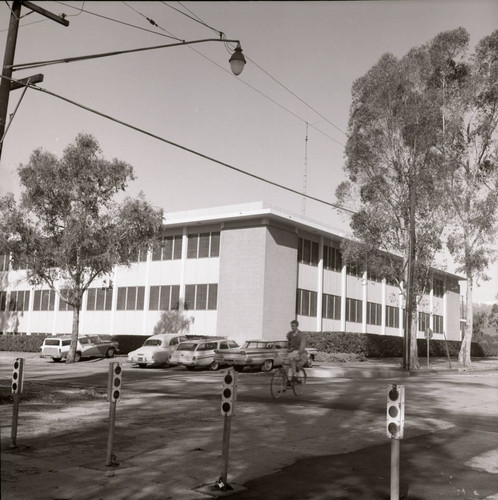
<box><xmin>0</xmin><ymin>202</ymin><xmax>464</xmax><ymax>343</ymax></box>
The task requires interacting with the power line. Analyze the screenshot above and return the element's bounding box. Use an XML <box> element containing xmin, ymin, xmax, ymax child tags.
<box><xmin>160</xmin><ymin>3</ymin><xmax>346</xmax><ymax>136</ymax></box>
<box><xmin>54</xmin><ymin>1</ymin><xmax>182</xmax><ymax>40</ymax></box>
<box><xmin>71</xmin><ymin>1</ymin><xmax>347</xmax><ymax>147</ymax></box>
<box><xmin>4</xmin><ymin>76</ymin><xmax>355</xmax><ymax>215</ymax></box>
<box><xmin>117</xmin><ymin>3</ymin><xmax>346</xmax><ymax>147</ymax></box>
<box><xmin>160</xmin><ymin>1</ymin><xmax>221</xmax><ymax>38</ymax></box>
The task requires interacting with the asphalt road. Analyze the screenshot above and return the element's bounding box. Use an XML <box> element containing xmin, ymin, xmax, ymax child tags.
<box><xmin>1</xmin><ymin>353</ymin><xmax>497</xmax><ymax>499</ymax></box>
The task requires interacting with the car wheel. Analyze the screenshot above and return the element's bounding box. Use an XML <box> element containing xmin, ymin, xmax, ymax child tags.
<box><xmin>105</xmin><ymin>347</ymin><xmax>115</xmax><ymax>358</ymax></box>
<box><xmin>261</xmin><ymin>359</ymin><xmax>274</xmax><ymax>372</ymax></box>
<box><xmin>138</xmin><ymin>363</ymin><xmax>147</xmax><ymax>368</ymax></box>
<box><xmin>52</xmin><ymin>358</ymin><xmax>61</xmax><ymax>363</ymax></box>
<box><xmin>208</xmin><ymin>361</ymin><xmax>219</xmax><ymax>371</ymax></box>
<box><xmin>74</xmin><ymin>352</ymin><xmax>82</xmax><ymax>362</ymax></box>
<box><xmin>305</xmin><ymin>356</ymin><xmax>314</xmax><ymax>368</ymax></box>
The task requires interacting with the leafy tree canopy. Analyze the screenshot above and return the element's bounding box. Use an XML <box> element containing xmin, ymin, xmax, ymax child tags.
<box><xmin>0</xmin><ymin>133</ymin><xmax>164</xmax><ymax>361</ymax></box>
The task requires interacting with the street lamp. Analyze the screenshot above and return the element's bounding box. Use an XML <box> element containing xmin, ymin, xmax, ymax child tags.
<box><xmin>0</xmin><ymin>1</ymin><xmax>247</xmax><ymax>160</ymax></box>
<box><xmin>229</xmin><ymin>44</ymin><xmax>246</xmax><ymax>76</ymax></box>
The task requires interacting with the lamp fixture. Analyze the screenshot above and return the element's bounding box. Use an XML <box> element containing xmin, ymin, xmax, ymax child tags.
<box><xmin>229</xmin><ymin>44</ymin><xmax>246</xmax><ymax>76</ymax></box>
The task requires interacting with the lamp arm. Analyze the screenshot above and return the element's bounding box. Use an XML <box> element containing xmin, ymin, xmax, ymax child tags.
<box><xmin>9</xmin><ymin>38</ymin><xmax>243</xmax><ymax>71</ymax></box>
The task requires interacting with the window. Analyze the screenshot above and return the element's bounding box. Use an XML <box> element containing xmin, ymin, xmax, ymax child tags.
<box><xmin>149</xmin><ymin>285</ymin><xmax>181</xmax><ymax>311</ymax></box>
<box><xmin>184</xmin><ymin>284</ymin><xmax>218</xmax><ymax>310</ymax></box>
<box><xmin>116</xmin><ymin>287</ymin><xmax>145</xmax><ymax>311</ymax></box>
<box><xmin>346</xmin><ymin>261</ymin><xmax>363</xmax><ymax>277</ymax></box>
<box><xmin>152</xmin><ymin>235</ymin><xmax>183</xmax><ymax>261</ymax></box>
<box><xmin>386</xmin><ymin>305</ymin><xmax>399</xmax><ymax>328</ymax></box>
<box><xmin>33</xmin><ymin>289</ymin><xmax>56</xmax><ymax>311</ymax></box>
<box><xmin>86</xmin><ymin>288</ymin><xmax>113</xmax><ymax>311</ymax></box>
<box><xmin>8</xmin><ymin>290</ymin><xmax>30</xmax><ymax>312</ymax></box>
<box><xmin>297</xmin><ymin>238</ymin><xmax>319</xmax><ymax>266</ymax></box>
<box><xmin>433</xmin><ymin>314</ymin><xmax>443</xmax><ymax>334</ymax></box>
<box><xmin>433</xmin><ymin>278</ymin><xmax>444</xmax><ymax>298</ymax></box>
<box><xmin>345</xmin><ymin>298</ymin><xmax>362</xmax><ymax>323</ymax></box>
<box><xmin>0</xmin><ymin>291</ymin><xmax>7</xmax><ymax>311</ymax></box>
<box><xmin>296</xmin><ymin>288</ymin><xmax>317</xmax><ymax>317</ymax></box>
<box><xmin>208</xmin><ymin>284</ymin><xmax>218</xmax><ymax>310</ymax></box>
<box><xmin>418</xmin><ymin>312</ymin><xmax>430</xmax><ymax>332</ymax></box>
<box><xmin>187</xmin><ymin>232</ymin><xmax>220</xmax><ymax>259</ymax></box>
<box><xmin>367</xmin><ymin>302</ymin><xmax>382</xmax><ymax>326</ymax></box>
<box><xmin>0</xmin><ymin>254</ymin><xmax>8</xmax><ymax>272</ymax></box>
<box><xmin>322</xmin><ymin>293</ymin><xmax>341</xmax><ymax>320</ymax></box>
<box><xmin>323</xmin><ymin>245</ymin><xmax>342</xmax><ymax>272</ymax></box>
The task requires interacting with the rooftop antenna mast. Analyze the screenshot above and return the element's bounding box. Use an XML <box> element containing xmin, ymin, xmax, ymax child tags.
<box><xmin>302</xmin><ymin>122</ymin><xmax>309</xmax><ymax>216</ymax></box>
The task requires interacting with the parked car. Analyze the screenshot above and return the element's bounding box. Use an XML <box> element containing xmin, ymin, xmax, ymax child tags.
<box><xmin>169</xmin><ymin>338</ymin><xmax>239</xmax><ymax>371</ymax></box>
<box><xmin>40</xmin><ymin>334</ymin><xmax>119</xmax><ymax>362</ymax></box>
<box><xmin>214</xmin><ymin>340</ymin><xmax>317</xmax><ymax>372</ymax></box>
<box><xmin>127</xmin><ymin>333</ymin><xmax>188</xmax><ymax>368</ymax></box>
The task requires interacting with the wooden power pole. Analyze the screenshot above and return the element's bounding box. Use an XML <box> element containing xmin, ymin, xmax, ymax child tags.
<box><xmin>0</xmin><ymin>1</ymin><xmax>69</xmax><ymax>160</ymax></box>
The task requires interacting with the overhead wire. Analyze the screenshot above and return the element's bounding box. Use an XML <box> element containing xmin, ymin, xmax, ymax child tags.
<box><xmin>54</xmin><ymin>1</ymin><xmax>183</xmax><ymax>41</ymax></box>
<box><xmin>1</xmin><ymin>75</ymin><xmax>355</xmax><ymax>215</ymax></box>
<box><xmin>160</xmin><ymin>2</ymin><xmax>346</xmax><ymax>136</ymax></box>
<box><xmin>121</xmin><ymin>1</ymin><xmax>346</xmax><ymax>147</ymax></box>
<box><xmin>4</xmin><ymin>2</ymin><xmax>351</xmax><ymax>211</ymax></box>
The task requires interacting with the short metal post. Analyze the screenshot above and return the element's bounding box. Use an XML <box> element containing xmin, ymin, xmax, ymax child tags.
<box><xmin>426</xmin><ymin>335</ymin><xmax>430</xmax><ymax>368</ymax></box>
<box><xmin>106</xmin><ymin>361</ymin><xmax>121</xmax><ymax>466</ymax></box>
<box><xmin>221</xmin><ymin>414</ymin><xmax>232</xmax><ymax>484</ymax></box>
<box><xmin>390</xmin><ymin>438</ymin><xmax>400</xmax><ymax>500</ymax></box>
<box><xmin>106</xmin><ymin>400</ymin><xmax>117</xmax><ymax>466</ymax></box>
<box><xmin>10</xmin><ymin>392</ymin><xmax>20</xmax><ymax>448</ymax></box>
<box><xmin>10</xmin><ymin>357</ymin><xmax>24</xmax><ymax>448</ymax></box>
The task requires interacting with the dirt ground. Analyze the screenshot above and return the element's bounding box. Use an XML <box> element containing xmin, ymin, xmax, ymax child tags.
<box><xmin>2</xmin><ymin>355</ymin><xmax>498</xmax><ymax>499</ymax></box>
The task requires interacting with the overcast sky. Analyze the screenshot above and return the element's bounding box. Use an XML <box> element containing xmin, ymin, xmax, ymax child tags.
<box><xmin>1</xmin><ymin>0</ymin><xmax>497</xmax><ymax>302</ymax></box>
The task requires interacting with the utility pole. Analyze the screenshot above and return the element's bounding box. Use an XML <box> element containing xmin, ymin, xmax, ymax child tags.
<box><xmin>0</xmin><ymin>1</ymin><xmax>68</xmax><ymax>161</ymax></box>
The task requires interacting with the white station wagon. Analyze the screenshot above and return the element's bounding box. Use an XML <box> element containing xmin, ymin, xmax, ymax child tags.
<box><xmin>169</xmin><ymin>338</ymin><xmax>239</xmax><ymax>371</ymax></box>
<box><xmin>40</xmin><ymin>334</ymin><xmax>119</xmax><ymax>362</ymax></box>
<box><xmin>127</xmin><ymin>333</ymin><xmax>188</xmax><ymax>368</ymax></box>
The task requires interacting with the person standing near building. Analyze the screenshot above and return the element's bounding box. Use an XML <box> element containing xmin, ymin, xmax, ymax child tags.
<box><xmin>286</xmin><ymin>320</ymin><xmax>306</xmax><ymax>382</ymax></box>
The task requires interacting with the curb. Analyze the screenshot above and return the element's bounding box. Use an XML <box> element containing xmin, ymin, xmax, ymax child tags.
<box><xmin>306</xmin><ymin>363</ymin><xmax>498</xmax><ymax>379</ymax></box>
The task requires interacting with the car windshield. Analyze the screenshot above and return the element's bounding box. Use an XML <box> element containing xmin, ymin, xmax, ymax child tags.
<box><xmin>143</xmin><ymin>339</ymin><xmax>162</xmax><ymax>346</ymax></box>
<box><xmin>177</xmin><ymin>342</ymin><xmax>197</xmax><ymax>351</ymax></box>
<box><xmin>243</xmin><ymin>341</ymin><xmax>267</xmax><ymax>349</ymax></box>
<box><xmin>198</xmin><ymin>342</ymin><xmax>217</xmax><ymax>351</ymax></box>
<box><xmin>44</xmin><ymin>339</ymin><xmax>61</xmax><ymax>346</ymax></box>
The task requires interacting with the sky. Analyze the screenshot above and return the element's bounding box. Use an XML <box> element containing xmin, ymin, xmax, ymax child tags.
<box><xmin>1</xmin><ymin>0</ymin><xmax>497</xmax><ymax>303</ymax></box>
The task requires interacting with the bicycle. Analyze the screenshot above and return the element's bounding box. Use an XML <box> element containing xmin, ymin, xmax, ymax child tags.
<box><xmin>270</xmin><ymin>362</ymin><xmax>307</xmax><ymax>398</ymax></box>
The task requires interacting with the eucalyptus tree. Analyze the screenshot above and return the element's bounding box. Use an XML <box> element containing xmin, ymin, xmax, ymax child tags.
<box><xmin>436</xmin><ymin>29</ymin><xmax>498</xmax><ymax>367</ymax></box>
<box><xmin>0</xmin><ymin>133</ymin><xmax>164</xmax><ymax>363</ymax></box>
<box><xmin>336</xmin><ymin>36</ymin><xmax>453</xmax><ymax>370</ymax></box>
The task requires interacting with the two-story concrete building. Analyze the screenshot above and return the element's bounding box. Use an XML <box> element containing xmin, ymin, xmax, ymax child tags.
<box><xmin>0</xmin><ymin>202</ymin><xmax>463</xmax><ymax>343</ymax></box>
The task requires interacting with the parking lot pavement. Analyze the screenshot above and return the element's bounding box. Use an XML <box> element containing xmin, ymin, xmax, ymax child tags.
<box><xmin>1</xmin><ymin>352</ymin><xmax>498</xmax><ymax>499</ymax></box>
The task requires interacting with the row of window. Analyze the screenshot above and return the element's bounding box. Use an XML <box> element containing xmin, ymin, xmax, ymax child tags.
<box><xmin>296</xmin><ymin>288</ymin><xmax>443</xmax><ymax>331</ymax></box>
<box><xmin>297</xmin><ymin>237</ymin><xmax>450</xmax><ymax>296</ymax></box>
<box><xmin>0</xmin><ymin>284</ymin><xmax>218</xmax><ymax>312</ymax></box>
<box><xmin>131</xmin><ymin>232</ymin><xmax>221</xmax><ymax>262</ymax></box>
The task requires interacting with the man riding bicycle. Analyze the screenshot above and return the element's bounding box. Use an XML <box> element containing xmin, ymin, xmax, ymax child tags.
<box><xmin>286</xmin><ymin>320</ymin><xmax>306</xmax><ymax>383</ymax></box>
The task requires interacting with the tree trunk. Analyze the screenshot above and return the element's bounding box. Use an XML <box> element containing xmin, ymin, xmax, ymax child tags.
<box><xmin>459</xmin><ymin>274</ymin><xmax>473</xmax><ymax>368</ymax></box>
<box><xmin>410</xmin><ymin>312</ymin><xmax>420</xmax><ymax>370</ymax></box>
<box><xmin>66</xmin><ymin>299</ymin><xmax>81</xmax><ymax>364</ymax></box>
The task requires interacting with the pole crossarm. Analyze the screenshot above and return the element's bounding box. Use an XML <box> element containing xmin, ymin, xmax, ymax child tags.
<box><xmin>8</xmin><ymin>38</ymin><xmax>243</xmax><ymax>71</ymax></box>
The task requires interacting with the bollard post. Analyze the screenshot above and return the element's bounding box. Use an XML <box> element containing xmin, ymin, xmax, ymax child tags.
<box><xmin>386</xmin><ymin>384</ymin><xmax>404</xmax><ymax>500</ymax></box>
<box><xmin>221</xmin><ymin>413</ymin><xmax>232</xmax><ymax>485</ymax></box>
<box><xmin>10</xmin><ymin>357</ymin><xmax>24</xmax><ymax>448</ymax></box>
<box><xmin>215</xmin><ymin>368</ymin><xmax>237</xmax><ymax>491</ymax></box>
<box><xmin>390</xmin><ymin>438</ymin><xmax>400</xmax><ymax>500</ymax></box>
<box><xmin>106</xmin><ymin>361</ymin><xmax>122</xmax><ymax>466</ymax></box>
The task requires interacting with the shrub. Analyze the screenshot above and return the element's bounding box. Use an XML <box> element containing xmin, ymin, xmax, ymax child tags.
<box><xmin>0</xmin><ymin>333</ymin><xmax>46</xmax><ymax>352</ymax></box>
<box><xmin>306</xmin><ymin>331</ymin><xmax>487</xmax><ymax>358</ymax></box>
